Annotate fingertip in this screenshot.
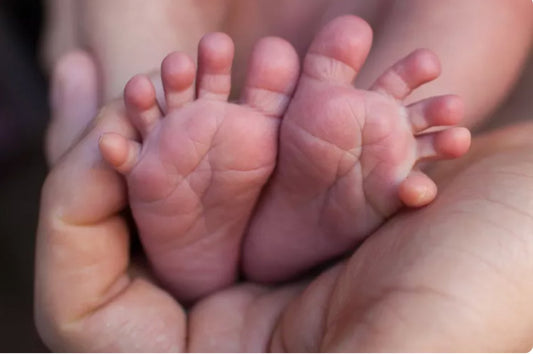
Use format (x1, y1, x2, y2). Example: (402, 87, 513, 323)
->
(47, 50, 100, 166)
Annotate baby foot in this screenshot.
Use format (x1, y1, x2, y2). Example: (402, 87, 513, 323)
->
(99, 33, 299, 302)
(243, 16, 471, 282)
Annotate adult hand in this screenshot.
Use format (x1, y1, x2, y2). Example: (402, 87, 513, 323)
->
(37, 52, 533, 352)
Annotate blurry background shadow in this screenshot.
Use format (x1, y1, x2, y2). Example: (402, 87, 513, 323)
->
(0, 1, 530, 352)
(0, 0, 48, 351)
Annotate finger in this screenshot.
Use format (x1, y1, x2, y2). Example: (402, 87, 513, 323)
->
(35, 103, 186, 351)
(322, 138, 533, 352)
(190, 282, 308, 352)
(46, 50, 99, 166)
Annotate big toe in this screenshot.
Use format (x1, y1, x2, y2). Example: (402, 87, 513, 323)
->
(241, 37, 300, 118)
(303, 15, 372, 85)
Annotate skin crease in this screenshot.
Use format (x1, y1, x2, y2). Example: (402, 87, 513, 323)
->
(37, 95, 533, 351)
(95, 20, 471, 292)
(99, 35, 303, 302)
(37, 0, 533, 351)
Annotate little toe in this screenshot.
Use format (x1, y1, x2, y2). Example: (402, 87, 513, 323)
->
(416, 127, 471, 161)
(161, 52, 196, 112)
(241, 37, 299, 118)
(398, 171, 438, 208)
(99, 132, 141, 174)
(124, 75, 162, 138)
(196, 32, 234, 101)
(371, 49, 441, 100)
(408, 95, 464, 133)
(302, 15, 372, 85)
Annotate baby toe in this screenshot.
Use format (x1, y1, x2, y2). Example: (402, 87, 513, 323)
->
(408, 95, 464, 133)
(241, 37, 300, 118)
(416, 127, 471, 161)
(161, 52, 196, 112)
(196, 32, 234, 101)
(371, 49, 441, 100)
(398, 171, 438, 208)
(124, 75, 162, 138)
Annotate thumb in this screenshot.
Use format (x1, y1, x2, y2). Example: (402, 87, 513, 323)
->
(46, 50, 99, 166)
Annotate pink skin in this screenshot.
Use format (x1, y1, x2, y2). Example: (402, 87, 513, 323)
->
(99, 17, 471, 293)
(46, 51, 99, 165)
(243, 16, 471, 282)
(99, 17, 470, 297)
(99, 33, 300, 302)
(36, 76, 533, 350)
(36, 13, 533, 351)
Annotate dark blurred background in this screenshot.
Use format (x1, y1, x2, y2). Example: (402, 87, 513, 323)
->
(0, 1, 531, 352)
(0, 0, 48, 351)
